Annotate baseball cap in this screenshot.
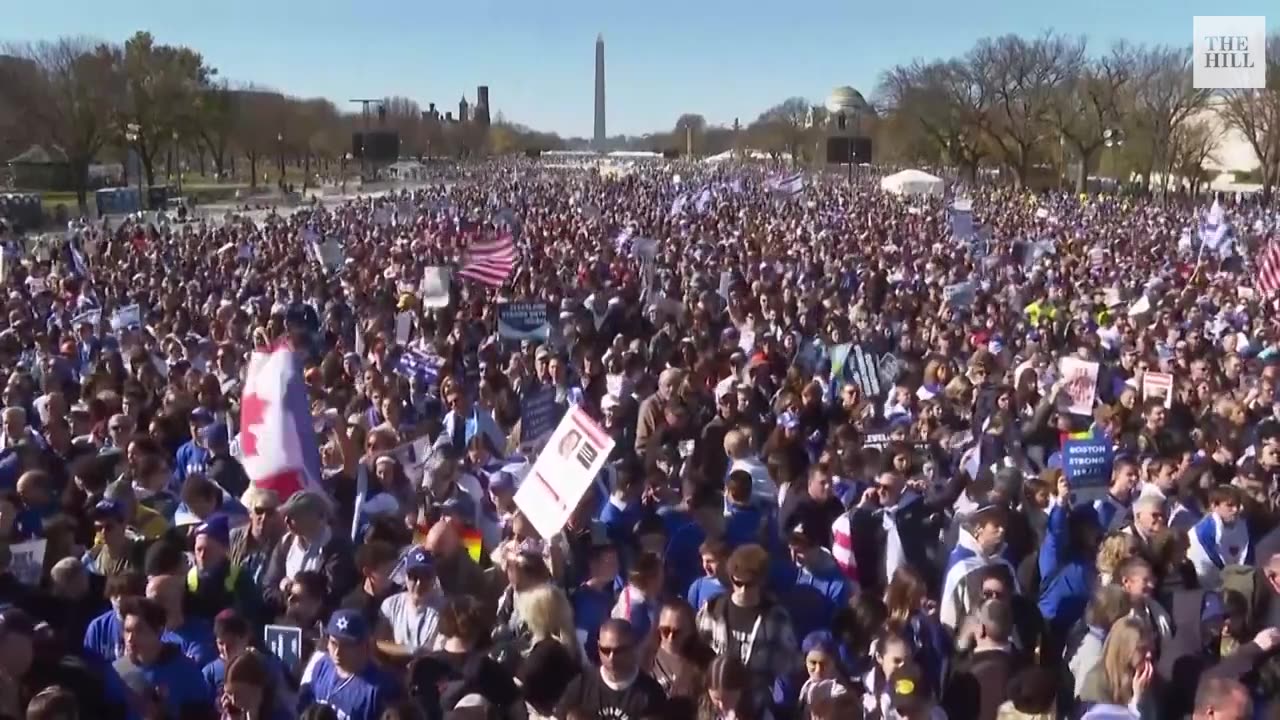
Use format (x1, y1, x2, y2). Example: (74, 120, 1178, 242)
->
(189, 407, 214, 425)
(403, 548, 434, 575)
(195, 515, 230, 546)
(90, 499, 124, 523)
(201, 422, 229, 447)
(888, 662, 932, 715)
(325, 609, 370, 643)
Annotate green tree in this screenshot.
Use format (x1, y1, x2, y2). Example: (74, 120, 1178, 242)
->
(194, 80, 237, 180)
(118, 31, 214, 188)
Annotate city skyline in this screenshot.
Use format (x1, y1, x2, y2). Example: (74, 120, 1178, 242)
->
(5, 0, 1278, 137)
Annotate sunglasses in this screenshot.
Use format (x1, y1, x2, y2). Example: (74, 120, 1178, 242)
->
(731, 577, 759, 588)
(252, 507, 277, 516)
(981, 587, 1005, 599)
(658, 626, 680, 639)
(597, 644, 633, 656)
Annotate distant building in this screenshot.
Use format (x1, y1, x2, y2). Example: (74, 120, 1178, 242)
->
(458, 96, 470, 124)
(476, 86, 491, 127)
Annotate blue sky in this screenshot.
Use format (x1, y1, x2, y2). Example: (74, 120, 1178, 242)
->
(7, 1, 1276, 137)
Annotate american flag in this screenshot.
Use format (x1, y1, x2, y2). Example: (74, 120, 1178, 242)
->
(1257, 237, 1280, 299)
(457, 230, 515, 287)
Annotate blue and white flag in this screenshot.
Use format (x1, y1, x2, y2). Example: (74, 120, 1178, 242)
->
(1199, 200, 1231, 256)
(769, 171, 805, 198)
(396, 348, 441, 385)
(111, 304, 142, 331)
(669, 194, 688, 217)
(1187, 511, 1250, 586)
(695, 188, 713, 214)
(66, 234, 89, 278)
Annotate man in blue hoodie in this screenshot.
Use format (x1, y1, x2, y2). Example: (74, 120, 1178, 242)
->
(781, 524, 852, 641)
(113, 596, 212, 719)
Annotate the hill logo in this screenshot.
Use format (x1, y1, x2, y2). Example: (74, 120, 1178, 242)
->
(1194, 16, 1267, 89)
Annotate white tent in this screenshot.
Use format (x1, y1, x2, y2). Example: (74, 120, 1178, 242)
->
(880, 169, 944, 197)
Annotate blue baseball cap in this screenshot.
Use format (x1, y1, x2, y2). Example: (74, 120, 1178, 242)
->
(404, 547, 434, 575)
(195, 515, 230, 546)
(90, 499, 124, 522)
(325, 609, 370, 642)
(189, 408, 214, 425)
(201, 422, 229, 447)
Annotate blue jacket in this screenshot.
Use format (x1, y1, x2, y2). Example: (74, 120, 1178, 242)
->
(598, 497, 641, 549)
(781, 551, 852, 641)
(687, 576, 725, 611)
(165, 617, 218, 668)
(171, 440, 211, 491)
(84, 609, 124, 663)
(1037, 503, 1095, 634)
(570, 580, 617, 662)
(113, 643, 211, 718)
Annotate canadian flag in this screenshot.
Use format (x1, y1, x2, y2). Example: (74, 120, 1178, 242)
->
(239, 344, 323, 501)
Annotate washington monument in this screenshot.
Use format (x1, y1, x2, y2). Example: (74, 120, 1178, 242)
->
(594, 34, 606, 149)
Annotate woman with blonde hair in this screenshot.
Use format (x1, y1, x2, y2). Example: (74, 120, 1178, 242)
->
(516, 584, 584, 719)
(1095, 533, 1140, 586)
(1077, 617, 1157, 718)
(1066, 585, 1132, 699)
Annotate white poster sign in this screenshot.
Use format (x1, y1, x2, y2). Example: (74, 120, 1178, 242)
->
(514, 407, 616, 541)
(420, 267, 451, 308)
(10, 538, 45, 585)
(1058, 357, 1100, 416)
(1142, 371, 1174, 409)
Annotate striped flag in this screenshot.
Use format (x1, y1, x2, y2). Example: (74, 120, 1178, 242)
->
(768, 171, 805, 199)
(457, 230, 515, 287)
(1257, 238, 1280, 298)
(395, 348, 441, 385)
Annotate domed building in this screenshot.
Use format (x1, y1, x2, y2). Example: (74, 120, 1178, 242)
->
(826, 86, 869, 116)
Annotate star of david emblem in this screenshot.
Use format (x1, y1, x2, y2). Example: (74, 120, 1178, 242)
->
(337, 617, 349, 631)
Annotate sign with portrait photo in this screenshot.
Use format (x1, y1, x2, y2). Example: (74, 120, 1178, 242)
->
(514, 406, 615, 541)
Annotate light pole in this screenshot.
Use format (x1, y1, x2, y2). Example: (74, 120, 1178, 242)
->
(171, 130, 183, 198)
(276, 132, 285, 186)
(125, 122, 143, 211)
(1103, 127, 1125, 188)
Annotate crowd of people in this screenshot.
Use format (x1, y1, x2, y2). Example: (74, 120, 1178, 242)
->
(0, 159, 1277, 720)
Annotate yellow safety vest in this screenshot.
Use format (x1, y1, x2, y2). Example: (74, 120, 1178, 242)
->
(187, 563, 241, 594)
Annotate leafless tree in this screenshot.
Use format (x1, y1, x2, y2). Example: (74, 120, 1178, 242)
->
(1129, 44, 1210, 193)
(1047, 42, 1134, 192)
(969, 32, 1086, 187)
(0, 38, 123, 210)
(1216, 33, 1280, 201)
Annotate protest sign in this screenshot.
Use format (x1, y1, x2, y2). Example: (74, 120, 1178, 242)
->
(395, 311, 413, 345)
(111, 304, 142, 331)
(944, 282, 976, 309)
(514, 406, 615, 541)
(420, 266, 451, 308)
(878, 353, 902, 386)
(1058, 357, 1099, 416)
(10, 538, 45, 585)
(498, 302, 550, 341)
(520, 385, 560, 450)
(718, 270, 733, 300)
(1063, 439, 1114, 503)
(319, 235, 344, 270)
(72, 308, 101, 329)
(830, 343, 883, 399)
(1142, 372, 1174, 408)
(264, 625, 304, 670)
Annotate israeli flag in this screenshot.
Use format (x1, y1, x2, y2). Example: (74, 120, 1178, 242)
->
(669, 193, 688, 217)
(695, 188, 713, 214)
(1186, 512, 1250, 587)
(1199, 200, 1232, 257)
(396, 348, 441, 385)
(772, 171, 804, 198)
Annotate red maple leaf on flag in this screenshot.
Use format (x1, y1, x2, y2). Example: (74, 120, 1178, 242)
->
(240, 392, 269, 458)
